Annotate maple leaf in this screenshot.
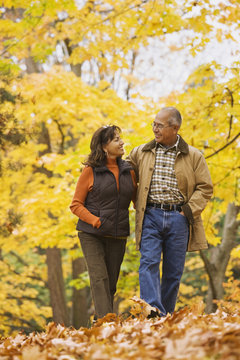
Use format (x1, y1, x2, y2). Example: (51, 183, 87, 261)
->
(130, 296, 162, 318)
(0, 304, 240, 359)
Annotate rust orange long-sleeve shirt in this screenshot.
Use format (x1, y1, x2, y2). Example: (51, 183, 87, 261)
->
(70, 158, 137, 229)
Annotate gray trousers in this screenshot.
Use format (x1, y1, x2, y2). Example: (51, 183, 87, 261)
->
(78, 232, 126, 319)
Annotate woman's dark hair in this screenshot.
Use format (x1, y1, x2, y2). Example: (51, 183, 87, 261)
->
(83, 125, 121, 167)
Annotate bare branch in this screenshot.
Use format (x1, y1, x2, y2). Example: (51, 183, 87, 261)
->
(205, 132, 240, 159)
(225, 87, 234, 107)
(213, 166, 240, 186)
(225, 87, 234, 140)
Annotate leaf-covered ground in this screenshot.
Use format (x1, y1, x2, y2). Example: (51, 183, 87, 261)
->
(0, 298, 240, 360)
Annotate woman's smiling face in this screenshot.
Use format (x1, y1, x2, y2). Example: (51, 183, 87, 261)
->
(103, 131, 124, 158)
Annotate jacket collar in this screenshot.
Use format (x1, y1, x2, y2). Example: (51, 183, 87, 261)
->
(142, 135, 189, 154)
(177, 136, 189, 154)
(142, 139, 156, 152)
(95, 157, 132, 173)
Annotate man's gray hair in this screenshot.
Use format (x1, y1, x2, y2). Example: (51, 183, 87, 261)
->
(158, 107, 182, 127)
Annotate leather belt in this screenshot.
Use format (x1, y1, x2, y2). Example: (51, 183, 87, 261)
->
(147, 203, 182, 212)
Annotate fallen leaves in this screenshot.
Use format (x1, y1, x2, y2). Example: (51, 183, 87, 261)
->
(130, 296, 162, 318)
(0, 298, 240, 359)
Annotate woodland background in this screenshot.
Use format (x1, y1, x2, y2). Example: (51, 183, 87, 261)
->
(0, 0, 240, 337)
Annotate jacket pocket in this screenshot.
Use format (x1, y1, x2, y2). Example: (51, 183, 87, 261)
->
(98, 216, 113, 235)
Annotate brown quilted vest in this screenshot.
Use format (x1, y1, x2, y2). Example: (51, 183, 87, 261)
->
(76, 158, 134, 238)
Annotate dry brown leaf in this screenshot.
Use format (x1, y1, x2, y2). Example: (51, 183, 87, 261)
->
(0, 302, 240, 359)
(22, 345, 47, 360)
(130, 296, 161, 318)
(93, 312, 119, 327)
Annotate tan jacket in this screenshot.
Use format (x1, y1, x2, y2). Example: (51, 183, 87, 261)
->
(127, 136, 213, 251)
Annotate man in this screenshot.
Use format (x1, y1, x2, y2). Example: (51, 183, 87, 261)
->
(127, 107, 213, 316)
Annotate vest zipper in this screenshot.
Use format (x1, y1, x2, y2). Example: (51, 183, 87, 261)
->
(115, 170, 121, 239)
(108, 169, 119, 239)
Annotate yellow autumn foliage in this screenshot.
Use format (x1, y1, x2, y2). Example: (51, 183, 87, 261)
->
(0, 0, 239, 337)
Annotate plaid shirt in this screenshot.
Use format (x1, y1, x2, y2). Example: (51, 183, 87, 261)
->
(148, 136, 184, 204)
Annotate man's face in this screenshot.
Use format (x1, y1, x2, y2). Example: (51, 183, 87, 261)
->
(152, 111, 179, 147)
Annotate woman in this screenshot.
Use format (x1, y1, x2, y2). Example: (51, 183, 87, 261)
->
(70, 125, 137, 320)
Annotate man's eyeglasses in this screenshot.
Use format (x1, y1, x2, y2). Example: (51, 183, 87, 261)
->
(151, 122, 172, 130)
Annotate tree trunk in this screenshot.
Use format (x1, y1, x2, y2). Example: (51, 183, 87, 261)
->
(113, 295, 123, 314)
(72, 254, 90, 328)
(63, 39, 82, 77)
(125, 50, 137, 101)
(25, 56, 42, 74)
(200, 202, 240, 313)
(36, 124, 69, 325)
(46, 247, 69, 325)
(71, 64, 82, 77)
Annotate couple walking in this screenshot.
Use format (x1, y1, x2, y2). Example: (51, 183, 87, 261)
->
(70, 107, 213, 320)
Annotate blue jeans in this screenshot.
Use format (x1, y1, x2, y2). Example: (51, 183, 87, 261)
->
(139, 206, 189, 315)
